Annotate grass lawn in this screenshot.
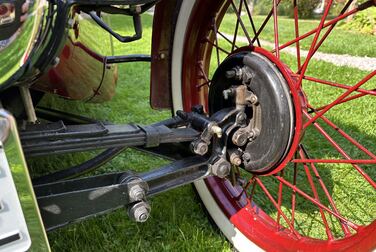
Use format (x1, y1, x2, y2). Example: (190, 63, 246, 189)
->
(29, 11, 375, 251)
(220, 14, 376, 57)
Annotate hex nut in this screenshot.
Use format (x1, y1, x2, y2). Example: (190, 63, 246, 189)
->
(211, 159, 231, 178)
(232, 130, 248, 146)
(128, 201, 151, 223)
(129, 184, 146, 202)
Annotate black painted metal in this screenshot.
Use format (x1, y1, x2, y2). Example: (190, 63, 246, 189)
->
(35, 156, 209, 231)
(21, 122, 199, 157)
(106, 54, 152, 64)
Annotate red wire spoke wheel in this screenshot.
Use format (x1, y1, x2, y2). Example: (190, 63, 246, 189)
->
(170, 0, 376, 251)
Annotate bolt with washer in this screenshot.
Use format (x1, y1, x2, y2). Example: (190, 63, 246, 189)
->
(128, 201, 151, 223)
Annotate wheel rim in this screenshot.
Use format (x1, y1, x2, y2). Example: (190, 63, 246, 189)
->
(180, 0, 376, 251)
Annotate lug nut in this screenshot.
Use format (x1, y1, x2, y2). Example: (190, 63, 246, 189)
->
(128, 201, 151, 223)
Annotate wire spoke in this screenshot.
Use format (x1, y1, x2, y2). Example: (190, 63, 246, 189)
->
(275, 176, 360, 231)
(212, 18, 221, 66)
(204, 38, 231, 55)
(229, 0, 252, 45)
(291, 158, 298, 228)
(217, 31, 239, 49)
(304, 70, 376, 128)
(293, 0, 301, 68)
(273, 1, 374, 53)
(304, 0, 354, 65)
(252, 0, 282, 44)
(300, 145, 352, 236)
(296, 0, 333, 86)
(272, 0, 280, 58)
(320, 115, 376, 160)
(255, 178, 301, 238)
(303, 111, 376, 189)
(242, 0, 261, 47)
(304, 76, 376, 97)
(230, 0, 242, 52)
(300, 149, 334, 240)
(276, 170, 284, 225)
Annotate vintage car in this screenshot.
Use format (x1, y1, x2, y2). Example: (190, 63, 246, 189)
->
(0, 0, 375, 251)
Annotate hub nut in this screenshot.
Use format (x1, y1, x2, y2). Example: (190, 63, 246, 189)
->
(128, 201, 151, 223)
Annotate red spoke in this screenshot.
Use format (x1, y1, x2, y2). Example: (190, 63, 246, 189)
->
(320, 115, 376, 160)
(303, 111, 376, 189)
(305, 0, 354, 65)
(292, 159, 376, 164)
(297, 0, 333, 85)
(304, 70, 376, 129)
(230, 0, 252, 45)
(300, 149, 334, 240)
(212, 18, 221, 66)
(276, 170, 284, 225)
(275, 176, 360, 231)
(196, 81, 211, 89)
(291, 155, 298, 228)
(313, 89, 376, 112)
(304, 76, 376, 97)
(300, 145, 352, 236)
(273, 1, 370, 53)
(293, 0, 301, 69)
(217, 31, 239, 49)
(255, 178, 301, 238)
(242, 0, 261, 47)
(197, 61, 211, 90)
(272, 0, 280, 58)
(204, 38, 231, 55)
(251, 0, 282, 44)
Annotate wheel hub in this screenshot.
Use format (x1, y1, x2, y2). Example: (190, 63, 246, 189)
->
(209, 51, 295, 174)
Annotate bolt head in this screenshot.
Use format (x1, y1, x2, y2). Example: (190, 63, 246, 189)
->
(232, 131, 248, 146)
(193, 141, 208, 156)
(217, 163, 231, 178)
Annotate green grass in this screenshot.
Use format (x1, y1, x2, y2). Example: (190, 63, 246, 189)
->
(29, 11, 376, 251)
(30, 14, 231, 252)
(219, 14, 376, 57)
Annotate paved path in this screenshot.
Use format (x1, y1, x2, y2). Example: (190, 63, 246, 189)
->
(221, 33, 376, 72)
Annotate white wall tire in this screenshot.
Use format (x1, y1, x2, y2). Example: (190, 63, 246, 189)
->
(170, 1, 262, 251)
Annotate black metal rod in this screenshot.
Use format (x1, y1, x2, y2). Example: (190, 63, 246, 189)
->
(106, 54, 151, 64)
(36, 156, 209, 231)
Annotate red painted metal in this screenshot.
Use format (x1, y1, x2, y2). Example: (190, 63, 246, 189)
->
(293, 0, 301, 69)
(304, 111, 376, 189)
(34, 14, 118, 102)
(180, 1, 376, 250)
(275, 6, 361, 53)
(304, 76, 376, 97)
(296, 0, 333, 86)
(150, 0, 181, 109)
(304, 70, 376, 128)
(292, 159, 376, 164)
(272, 0, 279, 58)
